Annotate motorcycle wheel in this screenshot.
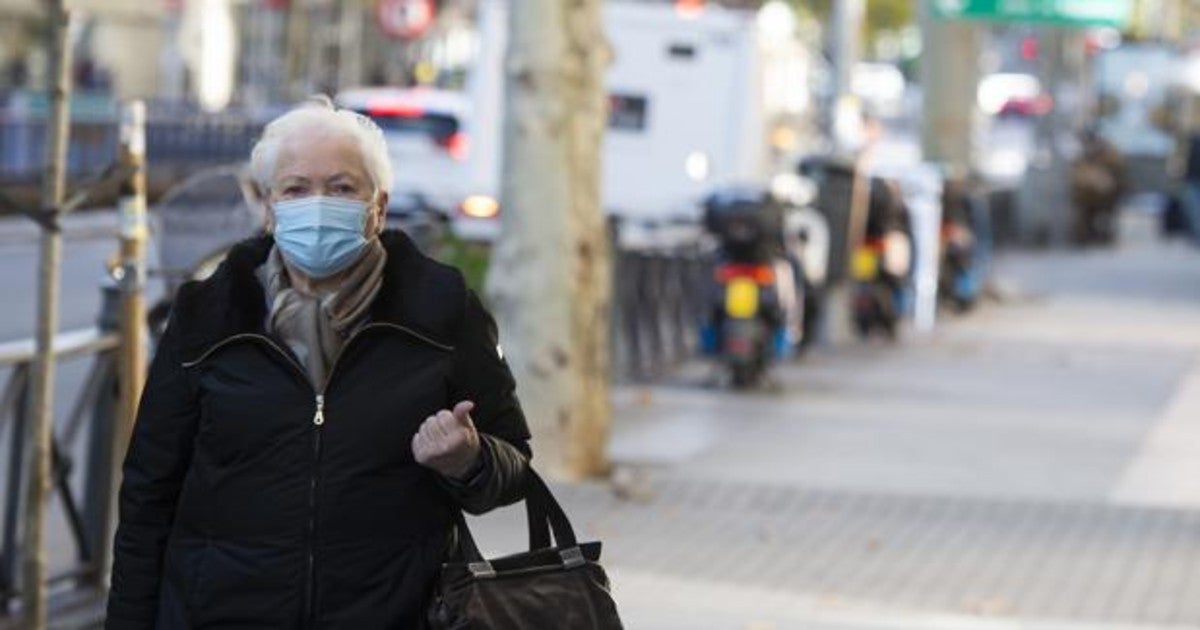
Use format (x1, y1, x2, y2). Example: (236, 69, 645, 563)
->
(731, 362, 762, 389)
(878, 289, 898, 341)
(853, 314, 872, 339)
(731, 364, 751, 389)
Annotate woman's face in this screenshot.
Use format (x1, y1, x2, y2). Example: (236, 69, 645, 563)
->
(265, 130, 388, 236)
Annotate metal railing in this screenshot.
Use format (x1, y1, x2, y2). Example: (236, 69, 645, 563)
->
(610, 220, 714, 382)
(0, 115, 264, 184)
(0, 290, 121, 621)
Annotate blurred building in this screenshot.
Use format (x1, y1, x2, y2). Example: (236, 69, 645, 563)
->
(0, 0, 480, 111)
(0, 0, 165, 99)
(1130, 0, 1199, 42)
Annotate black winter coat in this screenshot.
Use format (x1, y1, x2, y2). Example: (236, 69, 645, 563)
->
(106, 231, 532, 629)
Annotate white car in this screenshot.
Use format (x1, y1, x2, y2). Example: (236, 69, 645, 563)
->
(977, 72, 1051, 117)
(852, 62, 907, 119)
(334, 87, 474, 218)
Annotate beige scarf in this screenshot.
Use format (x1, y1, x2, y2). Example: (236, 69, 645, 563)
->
(256, 239, 388, 387)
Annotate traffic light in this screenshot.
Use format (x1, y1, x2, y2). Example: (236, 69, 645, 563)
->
(1020, 36, 1039, 61)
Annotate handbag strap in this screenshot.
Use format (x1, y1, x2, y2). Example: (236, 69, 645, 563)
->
(524, 467, 577, 550)
(449, 467, 582, 575)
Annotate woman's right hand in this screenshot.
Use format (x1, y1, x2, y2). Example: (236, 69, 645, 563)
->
(412, 401, 481, 481)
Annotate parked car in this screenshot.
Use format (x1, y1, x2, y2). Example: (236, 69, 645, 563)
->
(977, 73, 1053, 118)
(852, 62, 906, 119)
(334, 87, 471, 219)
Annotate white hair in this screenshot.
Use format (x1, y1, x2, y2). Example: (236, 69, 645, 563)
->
(249, 95, 393, 194)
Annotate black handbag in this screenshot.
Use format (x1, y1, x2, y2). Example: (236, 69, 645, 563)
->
(426, 469, 624, 629)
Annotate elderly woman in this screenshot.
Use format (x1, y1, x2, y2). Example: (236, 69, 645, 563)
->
(105, 100, 531, 628)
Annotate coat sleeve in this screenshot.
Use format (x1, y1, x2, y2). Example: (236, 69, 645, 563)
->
(442, 288, 532, 515)
(106, 310, 201, 629)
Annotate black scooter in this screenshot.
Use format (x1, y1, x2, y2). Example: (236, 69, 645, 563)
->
(850, 178, 913, 341)
(699, 187, 802, 388)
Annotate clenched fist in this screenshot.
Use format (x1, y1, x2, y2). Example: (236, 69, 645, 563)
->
(412, 401, 482, 480)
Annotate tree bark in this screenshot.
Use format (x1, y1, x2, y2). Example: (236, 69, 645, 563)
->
(486, 0, 611, 480)
(21, 1, 71, 627)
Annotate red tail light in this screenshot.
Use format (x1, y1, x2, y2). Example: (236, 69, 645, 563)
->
(440, 132, 469, 161)
(715, 264, 775, 285)
(367, 103, 424, 118)
(675, 0, 705, 18)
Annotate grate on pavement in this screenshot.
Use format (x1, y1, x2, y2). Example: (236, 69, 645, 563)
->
(485, 478, 1200, 626)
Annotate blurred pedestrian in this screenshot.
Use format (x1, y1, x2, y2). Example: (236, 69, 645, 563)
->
(1070, 128, 1128, 245)
(105, 97, 532, 628)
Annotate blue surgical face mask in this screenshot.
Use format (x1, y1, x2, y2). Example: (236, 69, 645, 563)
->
(271, 195, 372, 278)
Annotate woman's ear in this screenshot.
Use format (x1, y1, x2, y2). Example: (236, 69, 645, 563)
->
(242, 178, 272, 233)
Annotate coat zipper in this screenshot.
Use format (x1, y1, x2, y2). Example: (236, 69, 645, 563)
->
(180, 323, 454, 627)
(304, 393, 324, 628)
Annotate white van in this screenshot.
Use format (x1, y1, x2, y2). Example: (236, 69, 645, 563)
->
(455, 0, 811, 242)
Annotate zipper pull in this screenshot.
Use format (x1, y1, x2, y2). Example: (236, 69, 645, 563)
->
(313, 394, 326, 426)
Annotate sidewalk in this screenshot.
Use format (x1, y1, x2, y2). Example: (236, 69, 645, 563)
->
(471, 213, 1200, 629)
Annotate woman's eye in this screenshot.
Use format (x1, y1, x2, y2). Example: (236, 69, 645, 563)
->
(333, 184, 356, 195)
(282, 186, 306, 197)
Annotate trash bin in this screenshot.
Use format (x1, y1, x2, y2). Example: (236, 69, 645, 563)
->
(799, 155, 858, 285)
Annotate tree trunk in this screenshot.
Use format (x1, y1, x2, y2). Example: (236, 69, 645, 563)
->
(919, 6, 982, 174)
(21, 1, 71, 626)
(486, 0, 611, 480)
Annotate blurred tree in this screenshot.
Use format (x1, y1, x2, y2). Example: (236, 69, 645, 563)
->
(487, 0, 613, 479)
(788, 0, 915, 50)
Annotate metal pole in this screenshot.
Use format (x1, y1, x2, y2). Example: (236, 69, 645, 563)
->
(20, 1, 72, 626)
(1031, 27, 1072, 245)
(79, 284, 120, 594)
(830, 0, 865, 155)
(285, 1, 310, 97)
(337, 0, 363, 91)
(81, 354, 117, 587)
(1, 368, 30, 614)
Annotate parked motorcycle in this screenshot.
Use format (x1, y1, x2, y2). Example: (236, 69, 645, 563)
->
(774, 172, 831, 354)
(851, 178, 912, 340)
(699, 187, 801, 388)
(938, 178, 987, 312)
(1070, 128, 1127, 246)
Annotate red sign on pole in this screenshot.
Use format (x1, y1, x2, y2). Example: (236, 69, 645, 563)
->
(377, 0, 435, 39)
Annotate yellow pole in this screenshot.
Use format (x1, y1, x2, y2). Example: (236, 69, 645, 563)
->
(115, 100, 148, 469)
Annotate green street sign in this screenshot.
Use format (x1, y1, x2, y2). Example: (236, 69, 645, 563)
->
(932, 0, 1134, 27)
